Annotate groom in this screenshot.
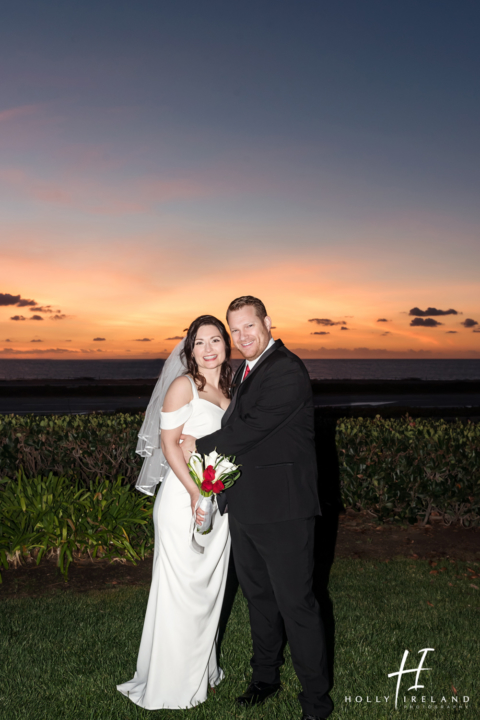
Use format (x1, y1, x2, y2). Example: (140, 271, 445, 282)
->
(181, 296, 333, 720)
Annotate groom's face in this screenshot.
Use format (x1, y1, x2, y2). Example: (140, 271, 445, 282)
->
(228, 305, 272, 360)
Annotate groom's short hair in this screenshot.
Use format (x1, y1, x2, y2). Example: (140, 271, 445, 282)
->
(227, 296, 267, 321)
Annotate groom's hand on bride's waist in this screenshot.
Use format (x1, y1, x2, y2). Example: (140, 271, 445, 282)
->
(179, 434, 197, 462)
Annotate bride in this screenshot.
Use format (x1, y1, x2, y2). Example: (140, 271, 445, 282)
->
(117, 315, 233, 710)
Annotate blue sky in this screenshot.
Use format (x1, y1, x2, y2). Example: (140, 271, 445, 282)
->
(1, 0, 479, 357)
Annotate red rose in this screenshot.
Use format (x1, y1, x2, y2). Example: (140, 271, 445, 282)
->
(203, 465, 216, 481)
(212, 479, 225, 494)
(201, 479, 213, 492)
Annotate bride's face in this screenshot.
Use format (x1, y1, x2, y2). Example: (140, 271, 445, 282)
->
(193, 324, 227, 371)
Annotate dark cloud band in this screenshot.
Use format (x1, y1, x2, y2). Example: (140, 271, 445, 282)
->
(410, 318, 443, 327)
(409, 307, 458, 317)
(308, 318, 345, 327)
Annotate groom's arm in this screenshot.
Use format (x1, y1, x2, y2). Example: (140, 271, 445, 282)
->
(196, 359, 308, 458)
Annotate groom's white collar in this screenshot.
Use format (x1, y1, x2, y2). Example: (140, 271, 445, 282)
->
(244, 337, 275, 373)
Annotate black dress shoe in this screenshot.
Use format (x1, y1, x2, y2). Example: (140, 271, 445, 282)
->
(236, 681, 282, 706)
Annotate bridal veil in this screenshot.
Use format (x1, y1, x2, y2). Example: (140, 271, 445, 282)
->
(135, 338, 186, 495)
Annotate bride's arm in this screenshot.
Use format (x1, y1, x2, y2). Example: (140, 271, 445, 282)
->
(160, 377, 204, 521)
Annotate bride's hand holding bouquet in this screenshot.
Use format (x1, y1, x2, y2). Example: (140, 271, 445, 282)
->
(188, 450, 240, 533)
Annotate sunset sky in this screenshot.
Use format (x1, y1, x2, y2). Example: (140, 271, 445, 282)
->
(1, 1, 479, 359)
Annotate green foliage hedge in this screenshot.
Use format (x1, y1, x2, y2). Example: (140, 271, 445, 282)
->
(337, 417, 480, 526)
(1, 414, 479, 580)
(0, 413, 142, 484)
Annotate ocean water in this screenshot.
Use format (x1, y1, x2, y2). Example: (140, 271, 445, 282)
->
(1, 358, 480, 381)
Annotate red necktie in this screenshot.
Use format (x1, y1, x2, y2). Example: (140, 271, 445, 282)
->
(243, 365, 250, 381)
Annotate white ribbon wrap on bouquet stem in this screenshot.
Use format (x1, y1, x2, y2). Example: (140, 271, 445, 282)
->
(190, 494, 216, 554)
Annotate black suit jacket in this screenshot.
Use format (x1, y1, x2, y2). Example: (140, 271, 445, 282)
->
(196, 339, 321, 524)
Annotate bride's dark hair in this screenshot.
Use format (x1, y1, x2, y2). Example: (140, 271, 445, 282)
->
(182, 315, 233, 398)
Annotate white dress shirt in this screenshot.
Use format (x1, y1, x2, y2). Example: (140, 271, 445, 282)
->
(242, 337, 275, 379)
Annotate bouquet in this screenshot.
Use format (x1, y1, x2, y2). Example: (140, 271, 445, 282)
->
(188, 450, 241, 534)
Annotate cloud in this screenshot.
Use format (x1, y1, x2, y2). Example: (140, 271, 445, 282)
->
(93, 337, 106, 341)
(376, 318, 390, 322)
(134, 338, 154, 342)
(0, 293, 38, 307)
(308, 318, 345, 327)
(446, 331, 458, 334)
(0, 293, 21, 306)
(5, 338, 11, 342)
(0, 165, 217, 216)
(0, 347, 79, 355)
(165, 336, 184, 340)
(473, 328, 480, 334)
(30, 305, 55, 313)
(311, 331, 330, 335)
(292, 346, 438, 358)
(461, 318, 478, 328)
(30, 339, 43, 342)
(293, 347, 480, 359)
(410, 318, 444, 327)
(409, 307, 458, 317)
(340, 326, 349, 330)
(11, 311, 74, 323)
(381, 332, 391, 336)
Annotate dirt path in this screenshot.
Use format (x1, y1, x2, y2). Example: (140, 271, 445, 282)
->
(1, 512, 479, 599)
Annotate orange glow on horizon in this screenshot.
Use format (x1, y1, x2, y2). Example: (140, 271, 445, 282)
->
(1, 250, 479, 360)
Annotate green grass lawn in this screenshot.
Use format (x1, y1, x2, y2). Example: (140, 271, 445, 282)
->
(1, 559, 478, 720)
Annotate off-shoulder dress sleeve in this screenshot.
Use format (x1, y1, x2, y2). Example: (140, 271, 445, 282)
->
(160, 402, 193, 430)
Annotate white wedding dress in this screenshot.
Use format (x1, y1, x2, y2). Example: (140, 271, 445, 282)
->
(117, 376, 231, 709)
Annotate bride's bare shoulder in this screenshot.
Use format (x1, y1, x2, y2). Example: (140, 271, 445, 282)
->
(162, 375, 193, 412)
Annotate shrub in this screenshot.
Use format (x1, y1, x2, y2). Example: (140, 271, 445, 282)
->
(337, 416, 480, 526)
(1, 414, 479, 581)
(0, 413, 142, 484)
(0, 470, 154, 582)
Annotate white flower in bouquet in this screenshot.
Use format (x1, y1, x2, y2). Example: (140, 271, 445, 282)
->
(203, 450, 221, 467)
(188, 452, 204, 481)
(214, 456, 238, 479)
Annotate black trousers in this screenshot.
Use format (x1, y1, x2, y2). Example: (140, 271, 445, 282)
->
(229, 514, 334, 718)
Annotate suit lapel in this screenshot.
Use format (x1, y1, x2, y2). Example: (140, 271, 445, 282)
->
(230, 361, 246, 398)
(245, 339, 283, 378)
(221, 340, 283, 427)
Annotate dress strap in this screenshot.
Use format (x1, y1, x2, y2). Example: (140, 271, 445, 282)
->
(186, 374, 200, 400)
